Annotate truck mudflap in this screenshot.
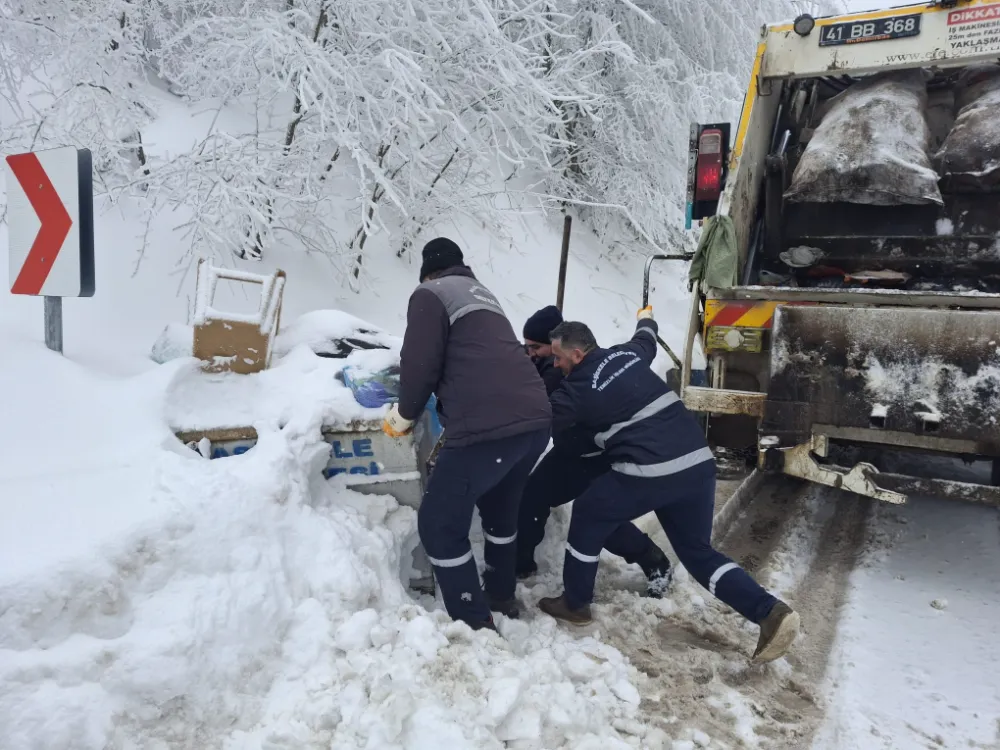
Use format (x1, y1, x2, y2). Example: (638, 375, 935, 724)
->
(762, 305, 1000, 455)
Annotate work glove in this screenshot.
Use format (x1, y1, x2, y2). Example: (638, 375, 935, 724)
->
(383, 403, 414, 438)
(637, 305, 654, 320)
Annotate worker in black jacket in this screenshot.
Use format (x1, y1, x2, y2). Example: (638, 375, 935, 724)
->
(537, 309, 800, 664)
(522, 305, 566, 395)
(517, 305, 673, 594)
(385, 238, 551, 632)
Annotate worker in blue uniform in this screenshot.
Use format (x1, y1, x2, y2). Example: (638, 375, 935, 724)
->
(517, 305, 673, 593)
(537, 308, 800, 663)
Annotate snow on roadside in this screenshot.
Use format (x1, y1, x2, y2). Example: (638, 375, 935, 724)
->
(159, 310, 404, 436)
(0, 324, 658, 750)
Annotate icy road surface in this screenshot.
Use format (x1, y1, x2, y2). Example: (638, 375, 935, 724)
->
(814, 494, 1000, 749)
(553, 476, 1000, 749)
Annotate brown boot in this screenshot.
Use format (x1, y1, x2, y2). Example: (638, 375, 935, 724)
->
(539, 594, 593, 626)
(752, 601, 800, 663)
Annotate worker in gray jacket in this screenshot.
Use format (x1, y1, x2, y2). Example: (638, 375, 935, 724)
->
(384, 237, 551, 631)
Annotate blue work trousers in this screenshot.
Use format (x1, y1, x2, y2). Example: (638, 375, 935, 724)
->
(563, 461, 777, 623)
(418, 428, 550, 626)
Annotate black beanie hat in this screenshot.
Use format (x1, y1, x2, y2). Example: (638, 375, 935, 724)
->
(420, 237, 464, 281)
(523, 305, 564, 344)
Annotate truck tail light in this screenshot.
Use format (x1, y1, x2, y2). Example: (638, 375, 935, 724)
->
(695, 129, 724, 202)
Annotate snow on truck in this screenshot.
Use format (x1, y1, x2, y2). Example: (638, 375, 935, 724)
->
(649, 0, 1000, 506)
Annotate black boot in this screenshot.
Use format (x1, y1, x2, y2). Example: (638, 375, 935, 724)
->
(487, 594, 521, 619)
(515, 559, 538, 581)
(638, 544, 673, 599)
(469, 615, 499, 633)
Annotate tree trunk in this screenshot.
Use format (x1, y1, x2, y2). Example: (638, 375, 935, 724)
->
(244, 2, 330, 260)
(348, 142, 391, 283)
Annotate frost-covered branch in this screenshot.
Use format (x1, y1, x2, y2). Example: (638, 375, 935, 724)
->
(0, 0, 834, 272)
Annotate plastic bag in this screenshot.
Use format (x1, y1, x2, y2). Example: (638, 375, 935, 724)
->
(341, 365, 401, 408)
(785, 70, 942, 206)
(935, 64, 1000, 190)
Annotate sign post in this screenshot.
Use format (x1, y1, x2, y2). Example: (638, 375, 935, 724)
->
(556, 215, 571, 312)
(4, 146, 94, 353)
(44, 296, 63, 353)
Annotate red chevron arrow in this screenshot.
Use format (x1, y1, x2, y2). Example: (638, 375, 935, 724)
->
(7, 152, 73, 295)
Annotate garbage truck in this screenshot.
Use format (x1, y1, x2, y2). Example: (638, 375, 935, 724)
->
(647, 0, 1000, 506)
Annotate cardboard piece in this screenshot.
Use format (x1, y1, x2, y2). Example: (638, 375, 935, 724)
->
(191, 259, 286, 374)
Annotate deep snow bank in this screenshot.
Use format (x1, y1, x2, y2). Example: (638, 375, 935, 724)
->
(0, 323, 654, 750)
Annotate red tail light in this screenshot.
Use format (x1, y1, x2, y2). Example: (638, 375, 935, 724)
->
(695, 129, 724, 202)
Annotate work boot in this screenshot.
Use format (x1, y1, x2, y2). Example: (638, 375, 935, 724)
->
(752, 601, 800, 664)
(538, 594, 593, 626)
(516, 559, 538, 581)
(469, 616, 499, 633)
(637, 545, 673, 599)
(487, 594, 521, 619)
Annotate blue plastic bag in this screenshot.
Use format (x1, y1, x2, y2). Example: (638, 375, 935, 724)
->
(341, 365, 401, 408)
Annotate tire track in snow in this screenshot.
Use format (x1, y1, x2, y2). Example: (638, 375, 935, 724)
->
(593, 477, 873, 747)
(739, 488, 874, 749)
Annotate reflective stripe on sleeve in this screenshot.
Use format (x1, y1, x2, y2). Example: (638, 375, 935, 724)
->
(594, 392, 679, 448)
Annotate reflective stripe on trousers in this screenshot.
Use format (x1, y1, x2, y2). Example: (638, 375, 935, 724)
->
(427, 549, 474, 568)
(485, 531, 517, 545)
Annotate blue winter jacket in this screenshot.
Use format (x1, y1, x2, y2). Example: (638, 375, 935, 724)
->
(550, 319, 714, 478)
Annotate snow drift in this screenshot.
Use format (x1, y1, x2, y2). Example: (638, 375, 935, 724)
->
(0, 317, 654, 750)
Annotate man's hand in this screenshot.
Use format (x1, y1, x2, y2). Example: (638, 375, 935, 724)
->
(637, 305, 654, 320)
(383, 403, 415, 438)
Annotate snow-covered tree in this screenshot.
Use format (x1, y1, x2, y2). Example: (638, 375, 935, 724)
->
(0, 0, 827, 279)
(0, 0, 156, 184)
(533, 0, 832, 252)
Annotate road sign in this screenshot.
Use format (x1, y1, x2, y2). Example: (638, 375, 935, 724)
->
(5, 146, 94, 297)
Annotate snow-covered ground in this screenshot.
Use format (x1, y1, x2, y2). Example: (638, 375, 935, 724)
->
(0, 272, 691, 748)
(815, 496, 1000, 750)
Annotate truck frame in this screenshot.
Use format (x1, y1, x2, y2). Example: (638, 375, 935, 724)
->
(654, 0, 1000, 506)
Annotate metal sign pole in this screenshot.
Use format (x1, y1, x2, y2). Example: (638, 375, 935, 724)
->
(556, 215, 572, 312)
(44, 296, 63, 354)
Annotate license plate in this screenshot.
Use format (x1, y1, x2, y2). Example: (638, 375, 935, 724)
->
(819, 13, 922, 47)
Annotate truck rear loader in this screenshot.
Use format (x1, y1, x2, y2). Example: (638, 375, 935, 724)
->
(650, 0, 1000, 506)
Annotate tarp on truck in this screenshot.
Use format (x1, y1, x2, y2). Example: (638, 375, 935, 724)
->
(785, 70, 943, 206)
(688, 215, 738, 291)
